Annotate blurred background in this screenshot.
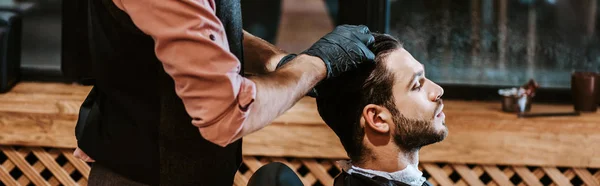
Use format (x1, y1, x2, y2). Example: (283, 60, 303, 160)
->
(1, 0, 599, 102)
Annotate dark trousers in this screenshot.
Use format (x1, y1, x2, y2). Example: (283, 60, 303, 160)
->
(88, 162, 302, 186)
(88, 163, 148, 186)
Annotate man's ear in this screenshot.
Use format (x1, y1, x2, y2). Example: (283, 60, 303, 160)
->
(362, 104, 392, 134)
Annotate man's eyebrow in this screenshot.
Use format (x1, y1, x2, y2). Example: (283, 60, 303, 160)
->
(407, 70, 424, 88)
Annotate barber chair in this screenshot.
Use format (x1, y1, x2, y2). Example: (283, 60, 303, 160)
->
(247, 162, 303, 186)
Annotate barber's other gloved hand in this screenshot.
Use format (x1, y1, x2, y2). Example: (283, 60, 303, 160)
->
(73, 147, 95, 162)
(302, 25, 375, 79)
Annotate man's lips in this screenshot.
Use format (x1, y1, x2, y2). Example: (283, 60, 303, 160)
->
(435, 104, 445, 118)
(437, 111, 445, 118)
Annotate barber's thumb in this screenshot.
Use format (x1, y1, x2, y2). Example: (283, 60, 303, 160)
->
(360, 45, 376, 62)
(353, 32, 375, 47)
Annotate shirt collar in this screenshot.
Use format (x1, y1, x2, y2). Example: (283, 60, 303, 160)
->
(337, 160, 426, 186)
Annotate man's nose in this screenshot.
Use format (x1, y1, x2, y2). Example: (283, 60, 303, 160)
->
(427, 80, 444, 102)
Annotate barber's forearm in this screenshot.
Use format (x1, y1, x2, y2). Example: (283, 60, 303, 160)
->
(231, 54, 326, 140)
(242, 30, 287, 75)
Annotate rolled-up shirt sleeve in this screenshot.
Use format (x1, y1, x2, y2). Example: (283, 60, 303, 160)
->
(113, 0, 256, 147)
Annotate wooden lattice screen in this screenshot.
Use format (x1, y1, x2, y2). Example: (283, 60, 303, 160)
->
(1, 146, 599, 186)
(0, 146, 90, 186)
(235, 156, 600, 186)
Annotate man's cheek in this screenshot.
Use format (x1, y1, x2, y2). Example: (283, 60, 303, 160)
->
(417, 99, 434, 119)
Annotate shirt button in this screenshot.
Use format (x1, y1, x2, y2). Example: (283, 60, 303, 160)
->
(209, 34, 216, 41)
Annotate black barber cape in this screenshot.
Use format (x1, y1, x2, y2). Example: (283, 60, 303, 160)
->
(334, 172, 433, 186)
(76, 0, 245, 185)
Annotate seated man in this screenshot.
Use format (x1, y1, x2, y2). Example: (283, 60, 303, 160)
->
(315, 33, 447, 186)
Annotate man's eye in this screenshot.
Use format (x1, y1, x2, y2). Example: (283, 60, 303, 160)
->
(412, 84, 422, 91)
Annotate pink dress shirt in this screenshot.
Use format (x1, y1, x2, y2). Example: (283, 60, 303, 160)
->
(112, 0, 256, 147)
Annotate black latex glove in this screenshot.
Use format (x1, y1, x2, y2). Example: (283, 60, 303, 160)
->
(276, 54, 318, 97)
(302, 25, 375, 79)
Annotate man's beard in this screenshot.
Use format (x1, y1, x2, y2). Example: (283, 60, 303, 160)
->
(390, 108, 448, 151)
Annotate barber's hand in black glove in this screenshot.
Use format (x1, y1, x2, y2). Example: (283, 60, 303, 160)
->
(302, 25, 376, 79)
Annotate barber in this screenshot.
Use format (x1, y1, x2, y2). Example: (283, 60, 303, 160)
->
(73, 0, 374, 185)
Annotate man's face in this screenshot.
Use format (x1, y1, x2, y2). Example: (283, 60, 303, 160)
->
(384, 48, 447, 150)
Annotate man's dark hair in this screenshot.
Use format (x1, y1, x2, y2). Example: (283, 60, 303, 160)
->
(316, 33, 403, 163)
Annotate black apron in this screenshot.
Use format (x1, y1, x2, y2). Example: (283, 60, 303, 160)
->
(76, 0, 244, 185)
